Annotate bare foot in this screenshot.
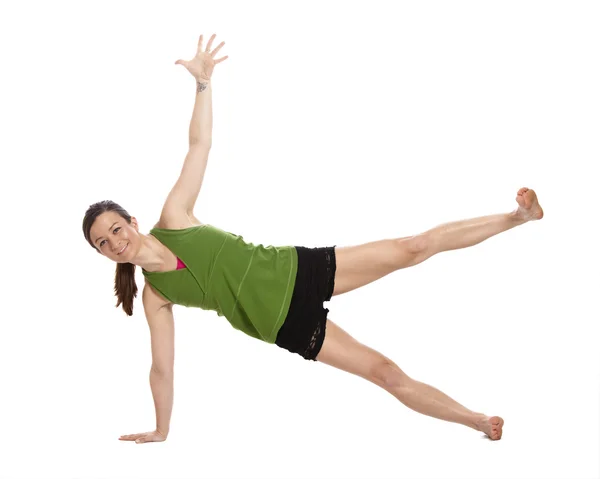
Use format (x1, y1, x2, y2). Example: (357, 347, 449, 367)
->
(477, 415, 504, 440)
(515, 187, 544, 221)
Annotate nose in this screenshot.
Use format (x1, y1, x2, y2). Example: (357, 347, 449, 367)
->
(111, 240, 123, 253)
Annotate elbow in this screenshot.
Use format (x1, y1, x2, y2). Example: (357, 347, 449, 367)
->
(190, 138, 212, 149)
(151, 365, 174, 377)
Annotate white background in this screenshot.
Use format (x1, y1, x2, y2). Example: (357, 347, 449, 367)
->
(0, 1, 598, 478)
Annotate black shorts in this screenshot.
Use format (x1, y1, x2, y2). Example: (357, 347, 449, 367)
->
(274, 245, 337, 361)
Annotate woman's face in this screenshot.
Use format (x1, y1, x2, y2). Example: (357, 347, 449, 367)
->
(90, 211, 140, 263)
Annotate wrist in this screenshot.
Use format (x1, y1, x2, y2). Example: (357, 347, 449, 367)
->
(195, 78, 211, 93)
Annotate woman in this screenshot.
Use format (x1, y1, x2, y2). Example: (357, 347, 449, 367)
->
(83, 33, 543, 444)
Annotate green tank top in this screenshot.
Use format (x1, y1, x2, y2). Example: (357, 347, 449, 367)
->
(142, 224, 298, 344)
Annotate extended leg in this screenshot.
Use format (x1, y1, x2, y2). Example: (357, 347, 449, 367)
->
(420, 187, 543, 256)
(332, 187, 543, 297)
(316, 319, 504, 440)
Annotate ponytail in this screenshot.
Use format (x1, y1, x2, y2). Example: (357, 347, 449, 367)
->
(83, 200, 139, 316)
(115, 262, 138, 316)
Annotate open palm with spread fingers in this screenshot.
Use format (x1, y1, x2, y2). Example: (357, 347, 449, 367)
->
(175, 33, 228, 81)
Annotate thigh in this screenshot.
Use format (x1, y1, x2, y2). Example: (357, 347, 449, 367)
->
(332, 234, 434, 298)
(332, 236, 416, 297)
(316, 319, 408, 387)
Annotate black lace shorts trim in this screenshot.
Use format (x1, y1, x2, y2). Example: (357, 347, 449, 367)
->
(274, 245, 337, 361)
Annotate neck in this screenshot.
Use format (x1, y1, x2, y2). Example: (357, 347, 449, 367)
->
(129, 234, 169, 272)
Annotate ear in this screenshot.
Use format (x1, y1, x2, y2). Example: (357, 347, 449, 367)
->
(131, 217, 139, 231)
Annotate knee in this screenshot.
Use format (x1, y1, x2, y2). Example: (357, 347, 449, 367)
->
(370, 359, 410, 389)
(396, 234, 430, 260)
(406, 234, 429, 254)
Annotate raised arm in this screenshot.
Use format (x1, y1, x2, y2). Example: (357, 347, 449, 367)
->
(189, 77, 212, 146)
(161, 34, 228, 218)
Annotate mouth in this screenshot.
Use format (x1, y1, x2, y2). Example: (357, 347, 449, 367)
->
(117, 243, 128, 255)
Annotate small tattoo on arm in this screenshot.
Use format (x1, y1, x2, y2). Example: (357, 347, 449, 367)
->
(196, 81, 208, 93)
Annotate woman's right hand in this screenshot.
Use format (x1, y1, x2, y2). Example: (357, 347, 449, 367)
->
(175, 33, 228, 82)
(119, 429, 168, 444)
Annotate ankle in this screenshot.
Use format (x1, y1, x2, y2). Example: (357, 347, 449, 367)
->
(509, 209, 528, 224)
(472, 413, 488, 431)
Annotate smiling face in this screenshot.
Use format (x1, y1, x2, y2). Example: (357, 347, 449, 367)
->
(90, 211, 140, 262)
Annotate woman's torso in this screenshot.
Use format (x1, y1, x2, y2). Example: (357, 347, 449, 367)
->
(142, 213, 299, 343)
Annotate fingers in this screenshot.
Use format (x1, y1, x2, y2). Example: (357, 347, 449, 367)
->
(185, 33, 228, 68)
(210, 41, 225, 57)
(197, 34, 204, 54)
(205, 33, 216, 52)
(119, 431, 166, 443)
(119, 433, 146, 441)
(197, 33, 225, 57)
(197, 33, 216, 54)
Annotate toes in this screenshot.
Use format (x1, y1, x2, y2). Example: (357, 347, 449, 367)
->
(485, 416, 504, 440)
(490, 418, 503, 433)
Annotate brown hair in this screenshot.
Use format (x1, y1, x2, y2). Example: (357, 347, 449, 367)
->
(82, 200, 138, 316)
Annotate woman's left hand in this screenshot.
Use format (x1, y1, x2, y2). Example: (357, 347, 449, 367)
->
(119, 429, 167, 444)
(175, 33, 228, 82)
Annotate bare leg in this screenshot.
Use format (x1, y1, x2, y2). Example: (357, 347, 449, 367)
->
(390, 375, 503, 439)
(424, 187, 543, 256)
(316, 319, 504, 439)
(332, 187, 544, 297)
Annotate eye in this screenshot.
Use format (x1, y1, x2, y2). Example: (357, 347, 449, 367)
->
(99, 227, 121, 248)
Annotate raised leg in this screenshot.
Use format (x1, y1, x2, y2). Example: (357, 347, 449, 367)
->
(316, 319, 504, 440)
(419, 186, 543, 256)
(332, 187, 543, 297)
